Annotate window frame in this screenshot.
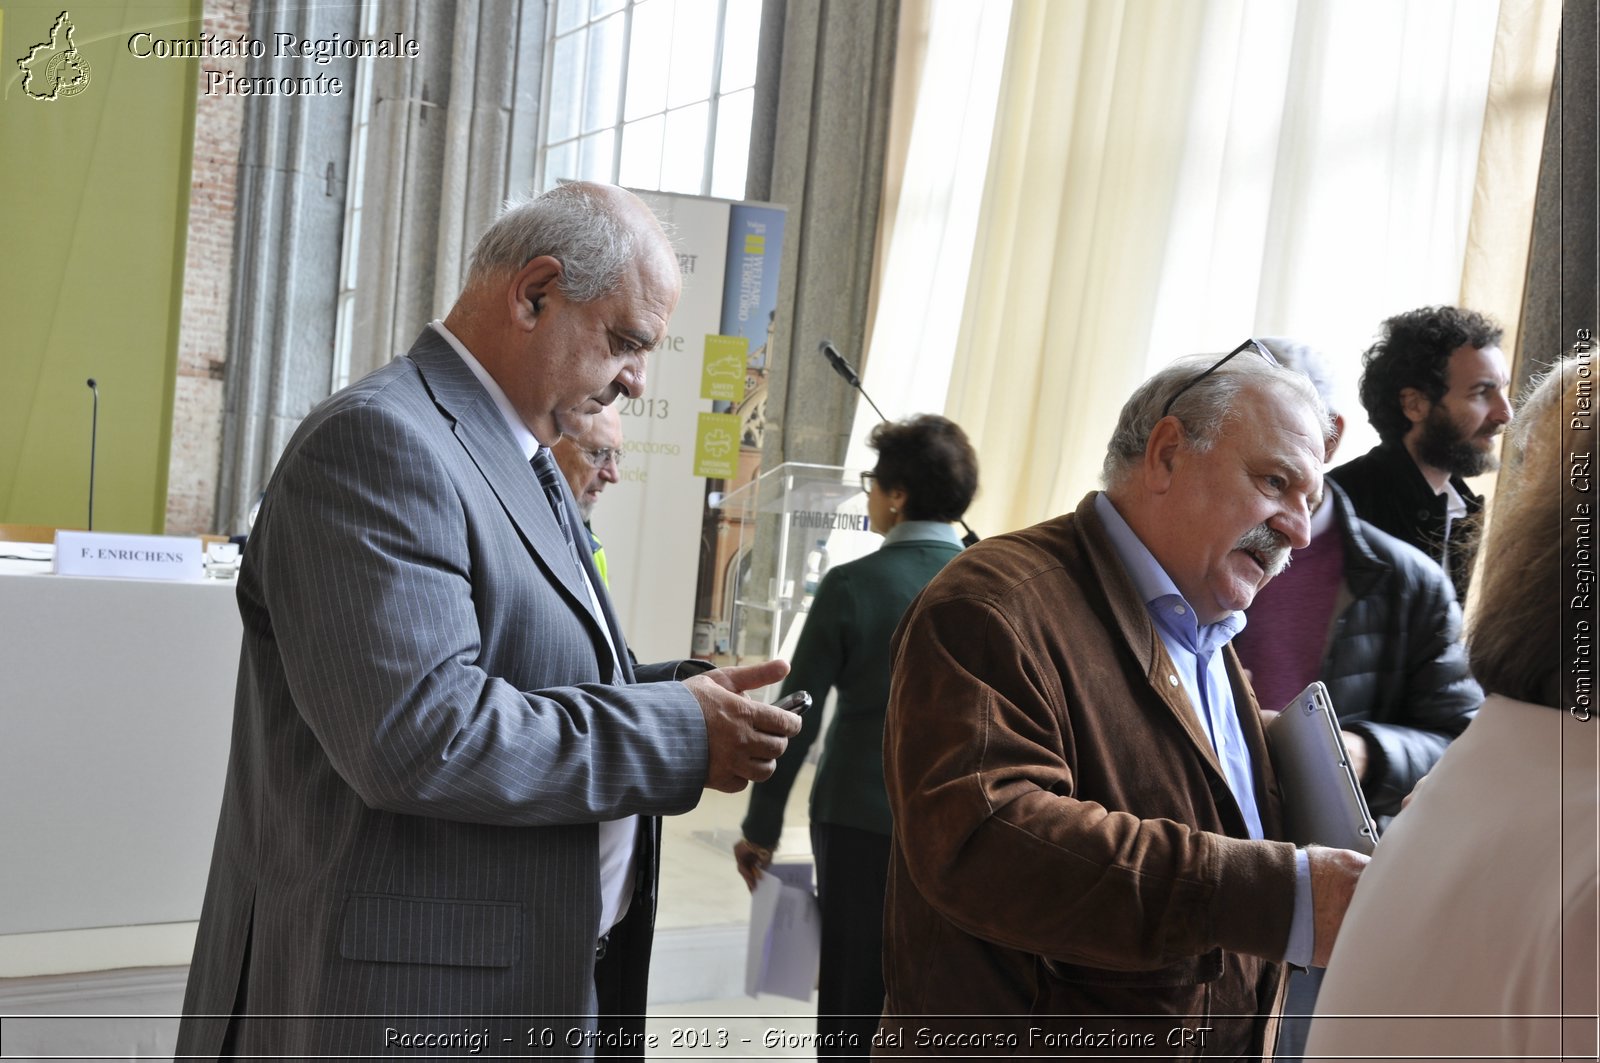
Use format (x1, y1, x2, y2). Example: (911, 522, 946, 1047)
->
(533, 0, 758, 198)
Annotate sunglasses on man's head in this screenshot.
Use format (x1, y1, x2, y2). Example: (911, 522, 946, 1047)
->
(1160, 338, 1281, 420)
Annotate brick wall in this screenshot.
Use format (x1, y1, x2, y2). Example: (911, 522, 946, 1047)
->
(164, 0, 250, 535)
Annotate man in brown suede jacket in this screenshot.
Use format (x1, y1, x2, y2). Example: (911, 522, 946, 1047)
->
(878, 345, 1370, 1058)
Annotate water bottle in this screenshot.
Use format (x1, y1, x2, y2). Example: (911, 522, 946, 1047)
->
(803, 538, 829, 597)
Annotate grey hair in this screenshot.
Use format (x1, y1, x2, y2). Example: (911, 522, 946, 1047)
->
(1101, 349, 1330, 488)
(466, 183, 638, 302)
(1258, 337, 1341, 417)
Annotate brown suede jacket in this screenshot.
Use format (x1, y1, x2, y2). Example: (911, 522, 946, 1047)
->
(878, 493, 1297, 1059)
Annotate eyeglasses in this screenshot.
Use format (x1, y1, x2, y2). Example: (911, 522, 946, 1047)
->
(859, 471, 876, 493)
(1159, 338, 1281, 420)
(581, 447, 625, 469)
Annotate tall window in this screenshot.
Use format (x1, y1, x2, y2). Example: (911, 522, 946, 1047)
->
(538, 0, 763, 199)
(330, 1, 383, 393)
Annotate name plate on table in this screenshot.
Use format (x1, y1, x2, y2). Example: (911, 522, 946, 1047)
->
(54, 531, 204, 581)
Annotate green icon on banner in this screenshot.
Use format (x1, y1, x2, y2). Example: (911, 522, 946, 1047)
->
(693, 413, 742, 479)
(701, 335, 748, 401)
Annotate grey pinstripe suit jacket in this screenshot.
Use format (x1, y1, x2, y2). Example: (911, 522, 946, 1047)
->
(176, 329, 709, 1057)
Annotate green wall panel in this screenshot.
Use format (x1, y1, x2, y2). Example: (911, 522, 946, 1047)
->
(1, 1, 200, 532)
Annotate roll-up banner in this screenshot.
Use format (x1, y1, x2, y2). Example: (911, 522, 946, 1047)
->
(602, 191, 785, 661)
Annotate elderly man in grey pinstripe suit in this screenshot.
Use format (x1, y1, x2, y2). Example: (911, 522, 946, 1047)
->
(177, 183, 802, 1059)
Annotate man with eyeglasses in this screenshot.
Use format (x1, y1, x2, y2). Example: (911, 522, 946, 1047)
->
(878, 343, 1370, 1058)
(554, 404, 626, 585)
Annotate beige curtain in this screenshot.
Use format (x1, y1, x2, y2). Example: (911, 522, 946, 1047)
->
(1515, 0, 1597, 391)
(1459, 0, 1563, 372)
(944, 0, 1210, 537)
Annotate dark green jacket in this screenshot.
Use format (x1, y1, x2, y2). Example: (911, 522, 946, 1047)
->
(741, 522, 963, 848)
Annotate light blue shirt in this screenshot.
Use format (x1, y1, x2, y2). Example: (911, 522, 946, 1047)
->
(882, 520, 965, 548)
(1093, 493, 1314, 966)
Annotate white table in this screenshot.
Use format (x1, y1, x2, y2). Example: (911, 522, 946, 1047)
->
(0, 558, 240, 976)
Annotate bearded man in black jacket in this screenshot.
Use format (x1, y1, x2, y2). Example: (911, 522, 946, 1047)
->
(1325, 306, 1511, 601)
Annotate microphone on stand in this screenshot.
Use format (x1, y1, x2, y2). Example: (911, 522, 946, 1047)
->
(820, 341, 890, 422)
(817, 340, 979, 547)
(86, 378, 99, 531)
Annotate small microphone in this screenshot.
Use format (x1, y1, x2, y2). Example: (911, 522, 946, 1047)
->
(817, 341, 979, 547)
(818, 340, 887, 421)
(820, 340, 862, 389)
(86, 378, 99, 531)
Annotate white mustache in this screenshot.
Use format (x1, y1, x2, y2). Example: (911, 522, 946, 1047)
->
(1235, 524, 1291, 578)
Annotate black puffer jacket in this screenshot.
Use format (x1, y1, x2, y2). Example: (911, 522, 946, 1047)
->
(1328, 440, 1484, 603)
(1318, 483, 1482, 825)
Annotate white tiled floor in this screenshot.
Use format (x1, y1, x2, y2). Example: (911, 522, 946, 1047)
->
(656, 763, 817, 931)
(0, 767, 826, 1062)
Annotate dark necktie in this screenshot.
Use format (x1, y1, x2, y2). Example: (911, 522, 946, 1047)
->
(531, 448, 586, 571)
(532, 448, 620, 677)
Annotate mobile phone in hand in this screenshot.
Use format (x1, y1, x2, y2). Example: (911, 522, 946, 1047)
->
(774, 690, 811, 716)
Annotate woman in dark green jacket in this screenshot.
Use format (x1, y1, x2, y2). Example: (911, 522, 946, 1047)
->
(734, 414, 978, 1058)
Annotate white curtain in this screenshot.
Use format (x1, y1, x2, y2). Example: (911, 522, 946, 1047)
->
(869, 0, 1553, 537)
(942, 0, 1213, 537)
(843, 0, 1013, 473)
(1148, 0, 1508, 467)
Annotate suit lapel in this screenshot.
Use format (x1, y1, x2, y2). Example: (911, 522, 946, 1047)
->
(405, 330, 620, 676)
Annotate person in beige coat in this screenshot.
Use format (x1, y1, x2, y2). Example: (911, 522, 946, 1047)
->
(1306, 355, 1599, 1061)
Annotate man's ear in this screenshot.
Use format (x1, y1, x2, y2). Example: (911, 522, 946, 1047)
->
(1324, 412, 1346, 463)
(1142, 415, 1186, 494)
(1398, 386, 1431, 426)
(508, 255, 563, 329)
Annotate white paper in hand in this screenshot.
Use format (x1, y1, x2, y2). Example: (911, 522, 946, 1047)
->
(744, 861, 821, 1001)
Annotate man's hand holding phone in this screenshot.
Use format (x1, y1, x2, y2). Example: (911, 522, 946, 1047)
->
(685, 663, 808, 792)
